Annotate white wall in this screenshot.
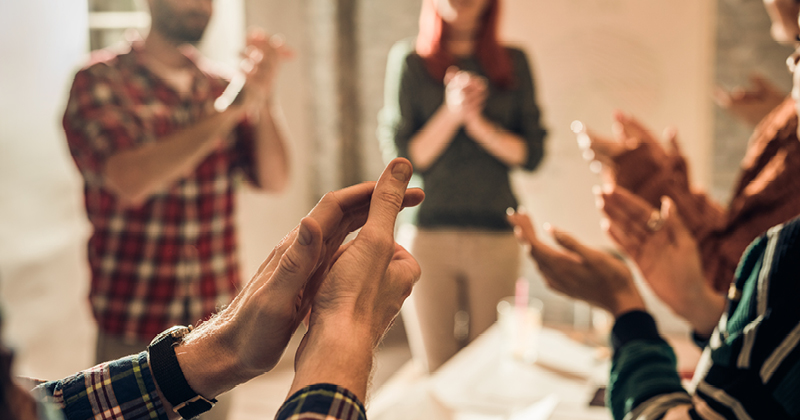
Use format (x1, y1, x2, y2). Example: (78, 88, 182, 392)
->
(502, 0, 716, 331)
(0, 0, 96, 378)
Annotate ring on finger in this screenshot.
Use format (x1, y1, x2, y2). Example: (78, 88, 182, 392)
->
(646, 210, 665, 232)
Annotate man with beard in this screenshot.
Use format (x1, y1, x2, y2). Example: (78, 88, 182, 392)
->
(62, 0, 290, 417)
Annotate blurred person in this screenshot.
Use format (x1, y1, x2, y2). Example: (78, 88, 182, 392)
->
(378, 0, 547, 372)
(61, 0, 292, 416)
(8, 158, 423, 420)
(577, 0, 800, 295)
(508, 185, 800, 418)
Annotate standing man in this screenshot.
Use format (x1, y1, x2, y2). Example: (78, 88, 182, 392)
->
(62, 0, 290, 417)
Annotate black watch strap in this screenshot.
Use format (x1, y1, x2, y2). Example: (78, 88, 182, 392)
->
(148, 326, 216, 419)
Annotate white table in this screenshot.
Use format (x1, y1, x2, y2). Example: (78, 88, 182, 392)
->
(368, 325, 613, 420)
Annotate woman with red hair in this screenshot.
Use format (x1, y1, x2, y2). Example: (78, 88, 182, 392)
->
(379, 0, 547, 371)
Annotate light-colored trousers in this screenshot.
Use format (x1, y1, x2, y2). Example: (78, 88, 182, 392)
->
(401, 228, 520, 372)
(96, 331, 233, 420)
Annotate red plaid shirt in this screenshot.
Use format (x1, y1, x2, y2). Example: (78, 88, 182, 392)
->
(63, 43, 257, 342)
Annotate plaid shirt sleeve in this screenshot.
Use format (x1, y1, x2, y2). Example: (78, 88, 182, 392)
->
(276, 384, 366, 420)
(63, 64, 156, 186)
(32, 351, 169, 420)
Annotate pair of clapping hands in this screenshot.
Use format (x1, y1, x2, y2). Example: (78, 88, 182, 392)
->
(445, 67, 488, 125)
(507, 114, 725, 334)
(165, 158, 423, 417)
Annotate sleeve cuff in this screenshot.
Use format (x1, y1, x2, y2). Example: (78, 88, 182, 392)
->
(277, 383, 366, 420)
(611, 310, 663, 352)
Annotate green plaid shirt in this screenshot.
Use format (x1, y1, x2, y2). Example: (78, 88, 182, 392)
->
(32, 352, 366, 420)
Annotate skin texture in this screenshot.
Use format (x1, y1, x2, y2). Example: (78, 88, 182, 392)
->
(166, 158, 424, 417)
(597, 189, 726, 335)
(506, 209, 645, 318)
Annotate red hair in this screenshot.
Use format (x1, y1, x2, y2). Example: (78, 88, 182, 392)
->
(415, 0, 514, 89)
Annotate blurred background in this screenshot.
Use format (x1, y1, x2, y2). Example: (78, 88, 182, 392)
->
(0, 0, 793, 401)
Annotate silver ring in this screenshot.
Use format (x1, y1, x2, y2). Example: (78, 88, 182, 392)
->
(646, 210, 665, 232)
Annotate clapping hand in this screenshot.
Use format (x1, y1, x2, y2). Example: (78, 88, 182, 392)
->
(506, 209, 645, 317)
(575, 113, 685, 203)
(598, 187, 725, 334)
(444, 67, 488, 124)
(240, 28, 294, 110)
(177, 158, 424, 400)
(714, 73, 786, 127)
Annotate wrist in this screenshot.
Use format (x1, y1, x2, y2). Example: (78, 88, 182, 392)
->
(174, 328, 251, 400)
(611, 291, 647, 318)
(438, 104, 463, 127)
(292, 315, 376, 401)
(680, 286, 726, 336)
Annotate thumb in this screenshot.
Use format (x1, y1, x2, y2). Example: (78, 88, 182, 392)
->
(444, 66, 460, 85)
(548, 226, 593, 262)
(272, 217, 323, 300)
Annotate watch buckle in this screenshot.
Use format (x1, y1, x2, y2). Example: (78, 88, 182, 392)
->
(172, 394, 215, 414)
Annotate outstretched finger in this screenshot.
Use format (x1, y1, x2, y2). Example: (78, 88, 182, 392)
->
(659, 196, 691, 245)
(603, 218, 640, 259)
(506, 208, 538, 246)
(601, 187, 654, 238)
(547, 226, 597, 263)
(360, 158, 416, 243)
(271, 217, 324, 301)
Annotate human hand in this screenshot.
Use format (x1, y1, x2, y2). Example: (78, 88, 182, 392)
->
(240, 28, 294, 110)
(714, 73, 786, 127)
(507, 209, 645, 318)
(175, 159, 423, 401)
(598, 187, 725, 334)
(291, 158, 423, 400)
(575, 113, 686, 199)
(445, 68, 487, 123)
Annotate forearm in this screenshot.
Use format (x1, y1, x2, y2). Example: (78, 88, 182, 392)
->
(465, 116, 527, 167)
(408, 105, 462, 171)
(609, 311, 691, 420)
(104, 107, 245, 205)
(290, 320, 374, 403)
(251, 102, 290, 192)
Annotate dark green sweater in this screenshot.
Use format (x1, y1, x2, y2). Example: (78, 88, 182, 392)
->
(378, 39, 547, 231)
(609, 216, 800, 419)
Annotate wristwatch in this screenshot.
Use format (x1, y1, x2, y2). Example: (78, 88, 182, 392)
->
(148, 325, 216, 419)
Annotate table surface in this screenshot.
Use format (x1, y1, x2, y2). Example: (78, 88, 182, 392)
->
(368, 325, 615, 420)
(368, 323, 702, 420)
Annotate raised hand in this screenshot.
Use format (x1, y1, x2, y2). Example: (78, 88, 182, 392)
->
(445, 68, 488, 123)
(507, 209, 645, 317)
(714, 74, 786, 127)
(176, 159, 424, 402)
(575, 113, 687, 205)
(240, 28, 294, 110)
(599, 187, 725, 334)
(291, 158, 424, 401)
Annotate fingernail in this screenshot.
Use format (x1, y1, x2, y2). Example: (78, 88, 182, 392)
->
(298, 223, 312, 246)
(506, 207, 516, 216)
(392, 161, 411, 182)
(542, 222, 553, 233)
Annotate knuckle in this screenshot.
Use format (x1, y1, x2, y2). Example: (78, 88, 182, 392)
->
(278, 248, 305, 276)
(375, 188, 404, 212)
